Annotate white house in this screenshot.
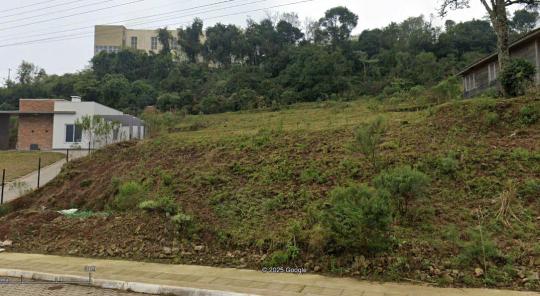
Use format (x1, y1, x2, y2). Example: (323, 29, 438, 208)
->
(0, 97, 145, 151)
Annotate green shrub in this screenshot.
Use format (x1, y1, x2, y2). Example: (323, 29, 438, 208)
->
(484, 112, 500, 127)
(264, 250, 290, 267)
(457, 227, 503, 268)
(519, 179, 540, 200)
(352, 116, 386, 168)
(519, 104, 539, 125)
(299, 168, 326, 184)
(437, 156, 459, 176)
(112, 181, 146, 211)
(500, 59, 536, 97)
(0, 204, 12, 217)
(79, 179, 92, 188)
(171, 212, 194, 232)
(139, 195, 178, 215)
(322, 185, 392, 253)
(374, 166, 430, 215)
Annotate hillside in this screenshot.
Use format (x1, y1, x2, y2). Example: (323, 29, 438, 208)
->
(0, 96, 539, 291)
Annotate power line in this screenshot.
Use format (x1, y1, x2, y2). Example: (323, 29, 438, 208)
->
(0, 0, 315, 48)
(0, 0, 61, 15)
(0, 0, 251, 43)
(0, 0, 115, 26)
(18, 0, 269, 45)
(0, 0, 199, 40)
(0, 0, 147, 32)
(0, 0, 95, 19)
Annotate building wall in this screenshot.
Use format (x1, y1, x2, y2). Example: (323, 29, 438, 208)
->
(52, 101, 123, 150)
(17, 114, 53, 150)
(463, 36, 540, 97)
(19, 99, 57, 112)
(94, 25, 125, 54)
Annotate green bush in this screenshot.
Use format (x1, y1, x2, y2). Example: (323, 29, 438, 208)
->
(519, 179, 540, 200)
(299, 168, 326, 184)
(0, 204, 12, 217)
(112, 181, 146, 211)
(500, 59, 536, 97)
(437, 156, 459, 176)
(519, 104, 539, 125)
(374, 166, 430, 215)
(171, 212, 194, 232)
(457, 227, 503, 268)
(484, 112, 500, 127)
(139, 195, 178, 215)
(352, 116, 386, 168)
(322, 185, 392, 253)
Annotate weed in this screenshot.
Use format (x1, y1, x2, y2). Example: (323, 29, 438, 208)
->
(171, 212, 194, 232)
(322, 184, 392, 253)
(484, 112, 500, 127)
(437, 156, 459, 176)
(64, 210, 110, 219)
(519, 179, 540, 201)
(374, 166, 430, 215)
(299, 168, 326, 184)
(519, 104, 539, 125)
(0, 204, 12, 217)
(456, 227, 503, 268)
(139, 195, 178, 215)
(111, 181, 146, 211)
(79, 179, 92, 188)
(352, 116, 386, 169)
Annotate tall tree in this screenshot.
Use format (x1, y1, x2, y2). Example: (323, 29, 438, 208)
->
(204, 23, 246, 67)
(315, 6, 358, 46)
(440, 0, 539, 81)
(157, 27, 172, 54)
(178, 18, 204, 63)
(511, 8, 539, 35)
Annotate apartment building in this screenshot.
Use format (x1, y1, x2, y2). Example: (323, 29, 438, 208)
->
(94, 25, 180, 55)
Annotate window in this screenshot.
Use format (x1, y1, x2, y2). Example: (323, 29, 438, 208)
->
(113, 128, 119, 141)
(65, 124, 82, 143)
(464, 74, 476, 91)
(488, 62, 498, 82)
(131, 36, 138, 49)
(151, 37, 158, 50)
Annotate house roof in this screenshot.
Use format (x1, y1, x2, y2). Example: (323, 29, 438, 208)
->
(457, 27, 540, 76)
(100, 114, 144, 126)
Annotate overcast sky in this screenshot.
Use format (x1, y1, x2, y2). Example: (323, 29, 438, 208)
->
(0, 0, 491, 83)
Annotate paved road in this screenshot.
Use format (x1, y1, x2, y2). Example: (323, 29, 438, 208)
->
(2, 150, 88, 203)
(0, 253, 538, 296)
(0, 278, 144, 296)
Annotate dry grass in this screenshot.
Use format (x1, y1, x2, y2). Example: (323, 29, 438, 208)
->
(0, 151, 64, 181)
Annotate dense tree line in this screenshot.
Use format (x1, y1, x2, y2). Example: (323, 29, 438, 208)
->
(0, 6, 538, 114)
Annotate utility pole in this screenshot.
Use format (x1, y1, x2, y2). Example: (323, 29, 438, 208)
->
(7, 68, 11, 83)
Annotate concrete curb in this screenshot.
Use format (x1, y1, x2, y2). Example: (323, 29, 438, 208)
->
(0, 268, 255, 296)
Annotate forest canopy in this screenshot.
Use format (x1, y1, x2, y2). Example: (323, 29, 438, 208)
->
(0, 6, 537, 114)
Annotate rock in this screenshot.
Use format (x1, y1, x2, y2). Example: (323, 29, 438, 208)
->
(527, 271, 539, 281)
(313, 266, 321, 272)
(474, 268, 484, 277)
(162, 247, 172, 255)
(535, 257, 540, 266)
(194, 245, 205, 252)
(0, 248, 4, 253)
(1, 240, 12, 247)
(451, 269, 459, 276)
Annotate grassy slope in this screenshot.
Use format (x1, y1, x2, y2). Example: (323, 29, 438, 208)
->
(0, 97, 539, 290)
(0, 151, 65, 181)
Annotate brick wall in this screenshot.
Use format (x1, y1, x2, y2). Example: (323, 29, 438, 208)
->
(17, 114, 53, 150)
(19, 99, 56, 112)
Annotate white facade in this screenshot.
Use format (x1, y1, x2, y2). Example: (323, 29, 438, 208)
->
(52, 100, 144, 150)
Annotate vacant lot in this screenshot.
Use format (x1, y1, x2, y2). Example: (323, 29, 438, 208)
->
(1, 96, 539, 290)
(0, 151, 64, 182)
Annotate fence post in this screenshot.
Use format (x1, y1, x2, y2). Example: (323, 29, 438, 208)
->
(88, 142, 91, 154)
(66, 148, 69, 162)
(1, 169, 5, 205)
(37, 157, 41, 189)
